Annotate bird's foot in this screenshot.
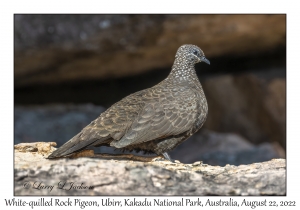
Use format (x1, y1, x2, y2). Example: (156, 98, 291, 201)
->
(162, 152, 175, 163)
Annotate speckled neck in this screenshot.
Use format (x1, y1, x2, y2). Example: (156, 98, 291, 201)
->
(166, 58, 199, 86)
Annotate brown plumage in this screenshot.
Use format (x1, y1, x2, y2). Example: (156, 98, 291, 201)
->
(47, 44, 210, 162)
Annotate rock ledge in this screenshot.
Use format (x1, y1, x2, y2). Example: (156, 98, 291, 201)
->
(14, 142, 286, 196)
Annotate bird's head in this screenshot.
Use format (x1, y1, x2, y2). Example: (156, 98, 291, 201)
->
(175, 44, 210, 65)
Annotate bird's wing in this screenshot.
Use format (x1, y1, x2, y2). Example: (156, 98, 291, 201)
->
(87, 90, 147, 141)
(110, 87, 199, 148)
(48, 90, 147, 158)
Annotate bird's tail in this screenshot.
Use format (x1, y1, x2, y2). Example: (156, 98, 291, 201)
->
(47, 132, 109, 159)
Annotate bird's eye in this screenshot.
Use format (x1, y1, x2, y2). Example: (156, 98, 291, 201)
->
(193, 50, 198, 56)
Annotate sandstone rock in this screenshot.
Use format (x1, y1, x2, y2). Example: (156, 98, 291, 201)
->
(14, 104, 105, 145)
(14, 142, 56, 155)
(14, 14, 285, 87)
(170, 130, 285, 165)
(203, 74, 286, 147)
(263, 79, 286, 146)
(14, 142, 286, 196)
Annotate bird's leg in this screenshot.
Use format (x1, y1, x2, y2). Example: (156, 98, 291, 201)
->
(162, 152, 174, 162)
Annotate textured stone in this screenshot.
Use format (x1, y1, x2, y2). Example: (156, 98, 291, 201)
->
(170, 130, 285, 165)
(14, 14, 285, 87)
(14, 104, 105, 145)
(14, 142, 286, 196)
(203, 74, 286, 147)
(14, 142, 57, 155)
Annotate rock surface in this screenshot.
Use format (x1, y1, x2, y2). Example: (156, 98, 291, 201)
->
(171, 130, 285, 166)
(203, 74, 286, 148)
(14, 142, 286, 196)
(14, 14, 285, 87)
(14, 104, 105, 145)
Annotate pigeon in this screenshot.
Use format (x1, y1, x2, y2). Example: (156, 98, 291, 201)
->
(48, 44, 210, 162)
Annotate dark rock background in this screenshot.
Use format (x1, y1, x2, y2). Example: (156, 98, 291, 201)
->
(14, 14, 286, 166)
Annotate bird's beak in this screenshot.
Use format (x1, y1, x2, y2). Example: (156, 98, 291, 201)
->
(200, 56, 210, 65)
